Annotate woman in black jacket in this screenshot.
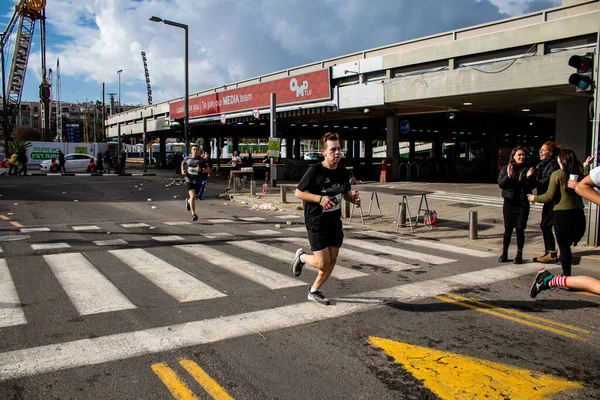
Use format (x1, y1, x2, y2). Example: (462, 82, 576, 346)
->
(498, 147, 534, 264)
(530, 141, 560, 263)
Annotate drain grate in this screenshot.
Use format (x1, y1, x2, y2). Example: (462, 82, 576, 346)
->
(448, 202, 479, 208)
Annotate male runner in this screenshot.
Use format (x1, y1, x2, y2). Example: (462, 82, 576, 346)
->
(181, 144, 209, 221)
(292, 132, 361, 305)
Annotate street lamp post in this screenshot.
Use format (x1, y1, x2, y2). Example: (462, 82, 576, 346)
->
(117, 69, 124, 110)
(149, 16, 189, 152)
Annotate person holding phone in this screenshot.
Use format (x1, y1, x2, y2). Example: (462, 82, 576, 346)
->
(292, 132, 361, 305)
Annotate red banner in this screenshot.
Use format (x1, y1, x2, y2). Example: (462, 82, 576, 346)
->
(169, 69, 331, 120)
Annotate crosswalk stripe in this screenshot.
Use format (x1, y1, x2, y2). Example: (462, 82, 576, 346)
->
(163, 221, 192, 226)
(285, 227, 306, 232)
(274, 215, 301, 219)
(0, 259, 27, 327)
(207, 219, 236, 224)
(152, 236, 185, 242)
(202, 233, 233, 239)
(278, 237, 419, 272)
(110, 249, 225, 302)
(31, 243, 70, 250)
(228, 240, 369, 279)
(359, 230, 493, 258)
(343, 238, 454, 265)
(426, 193, 543, 210)
(71, 225, 101, 231)
(249, 229, 280, 236)
(20, 228, 50, 233)
(238, 217, 266, 222)
(121, 223, 150, 228)
(43, 253, 136, 315)
(94, 239, 128, 246)
(0, 263, 544, 381)
(176, 244, 306, 290)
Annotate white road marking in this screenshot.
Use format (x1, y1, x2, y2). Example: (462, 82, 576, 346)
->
(163, 221, 192, 226)
(344, 238, 454, 265)
(71, 225, 102, 231)
(207, 219, 236, 223)
(93, 239, 128, 246)
(279, 237, 419, 272)
(20, 228, 50, 233)
(43, 253, 136, 315)
(249, 229, 280, 236)
(239, 217, 266, 222)
(177, 244, 306, 290)
(152, 236, 185, 242)
(0, 259, 27, 327)
(284, 227, 306, 232)
(358, 230, 494, 258)
(0, 263, 544, 381)
(202, 232, 233, 239)
(274, 215, 301, 219)
(31, 243, 71, 250)
(121, 223, 150, 228)
(0, 247, 3, 253)
(228, 240, 369, 279)
(110, 249, 225, 302)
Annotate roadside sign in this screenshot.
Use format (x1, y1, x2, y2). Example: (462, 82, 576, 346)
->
(252, 108, 260, 119)
(220, 113, 226, 124)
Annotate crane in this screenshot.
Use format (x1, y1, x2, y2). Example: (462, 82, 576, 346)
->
(56, 57, 62, 141)
(1, 0, 47, 144)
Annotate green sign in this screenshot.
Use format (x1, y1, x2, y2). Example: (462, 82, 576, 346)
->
(267, 138, 281, 157)
(75, 146, 88, 154)
(29, 146, 61, 161)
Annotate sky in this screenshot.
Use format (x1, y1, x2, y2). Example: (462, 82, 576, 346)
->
(2, 0, 562, 107)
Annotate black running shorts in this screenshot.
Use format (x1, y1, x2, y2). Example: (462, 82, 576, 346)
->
(186, 182, 202, 193)
(306, 221, 344, 252)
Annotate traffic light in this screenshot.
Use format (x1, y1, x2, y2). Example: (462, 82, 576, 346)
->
(568, 53, 594, 93)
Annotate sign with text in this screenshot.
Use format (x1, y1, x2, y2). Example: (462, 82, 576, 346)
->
(170, 69, 331, 120)
(267, 137, 281, 158)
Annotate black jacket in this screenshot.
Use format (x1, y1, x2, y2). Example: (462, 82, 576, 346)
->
(534, 158, 559, 194)
(498, 164, 534, 206)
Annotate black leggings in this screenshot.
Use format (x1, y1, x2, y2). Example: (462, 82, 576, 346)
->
(503, 228, 525, 252)
(558, 243, 572, 276)
(540, 203, 556, 252)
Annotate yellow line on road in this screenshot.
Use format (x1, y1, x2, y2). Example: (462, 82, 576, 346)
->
(179, 358, 235, 400)
(444, 293, 590, 334)
(434, 295, 586, 341)
(151, 362, 199, 400)
(9, 221, 23, 228)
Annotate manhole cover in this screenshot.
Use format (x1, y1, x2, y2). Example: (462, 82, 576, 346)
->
(448, 202, 479, 208)
(0, 235, 30, 242)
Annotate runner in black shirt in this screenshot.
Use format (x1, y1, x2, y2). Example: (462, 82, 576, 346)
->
(181, 144, 209, 221)
(292, 132, 360, 305)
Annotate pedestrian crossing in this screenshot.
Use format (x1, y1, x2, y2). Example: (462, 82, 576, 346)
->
(0, 220, 499, 329)
(427, 191, 543, 210)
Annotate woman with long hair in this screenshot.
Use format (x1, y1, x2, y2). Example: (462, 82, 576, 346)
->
(528, 148, 585, 276)
(498, 147, 534, 264)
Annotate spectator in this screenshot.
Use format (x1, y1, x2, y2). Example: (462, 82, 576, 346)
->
(104, 151, 112, 174)
(97, 151, 104, 173)
(49, 157, 60, 173)
(119, 150, 126, 175)
(8, 152, 19, 175)
(244, 152, 254, 167)
(263, 154, 270, 185)
(227, 150, 242, 190)
(58, 150, 66, 173)
(17, 150, 27, 176)
(86, 158, 97, 173)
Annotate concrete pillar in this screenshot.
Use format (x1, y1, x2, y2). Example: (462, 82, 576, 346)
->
(364, 133, 373, 171)
(409, 140, 416, 162)
(432, 137, 443, 159)
(159, 135, 167, 169)
(386, 116, 400, 181)
(555, 98, 591, 158)
(294, 137, 301, 159)
(346, 138, 354, 159)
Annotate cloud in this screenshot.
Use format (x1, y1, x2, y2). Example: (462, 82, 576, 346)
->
(10, 0, 563, 103)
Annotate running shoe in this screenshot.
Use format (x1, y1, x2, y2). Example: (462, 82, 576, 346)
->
(530, 268, 553, 298)
(185, 198, 191, 211)
(308, 289, 330, 305)
(292, 248, 305, 276)
(192, 213, 198, 222)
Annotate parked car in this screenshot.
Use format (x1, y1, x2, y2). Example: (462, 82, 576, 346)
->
(304, 152, 323, 161)
(39, 153, 95, 172)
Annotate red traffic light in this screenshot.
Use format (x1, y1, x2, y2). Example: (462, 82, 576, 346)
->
(568, 55, 593, 72)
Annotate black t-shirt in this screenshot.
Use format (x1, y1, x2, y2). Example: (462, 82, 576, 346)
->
(183, 156, 208, 184)
(297, 163, 351, 227)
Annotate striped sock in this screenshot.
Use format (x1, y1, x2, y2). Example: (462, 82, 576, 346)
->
(547, 276, 568, 288)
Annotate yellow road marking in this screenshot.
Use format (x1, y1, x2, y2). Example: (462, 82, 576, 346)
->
(0, 215, 10, 220)
(9, 221, 23, 228)
(444, 293, 590, 334)
(151, 362, 199, 400)
(434, 295, 586, 340)
(369, 336, 583, 400)
(179, 358, 235, 400)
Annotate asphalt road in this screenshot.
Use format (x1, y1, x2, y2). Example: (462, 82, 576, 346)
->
(0, 174, 599, 399)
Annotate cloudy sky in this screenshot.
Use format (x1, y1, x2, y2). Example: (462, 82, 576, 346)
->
(2, 0, 561, 106)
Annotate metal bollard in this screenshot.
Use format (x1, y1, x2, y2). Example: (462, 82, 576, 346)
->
(469, 211, 478, 240)
(250, 180, 256, 197)
(342, 198, 350, 218)
(280, 185, 287, 203)
(399, 203, 407, 227)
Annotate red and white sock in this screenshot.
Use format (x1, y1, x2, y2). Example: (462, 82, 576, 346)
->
(548, 276, 568, 288)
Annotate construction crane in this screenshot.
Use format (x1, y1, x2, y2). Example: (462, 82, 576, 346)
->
(0, 0, 48, 144)
(56, 57, 62, 141)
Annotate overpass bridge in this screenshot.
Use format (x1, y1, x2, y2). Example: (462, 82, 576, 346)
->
(107, 0, 599, 181)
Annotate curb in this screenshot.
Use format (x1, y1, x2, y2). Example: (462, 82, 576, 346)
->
(30, 173, 156, 177)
